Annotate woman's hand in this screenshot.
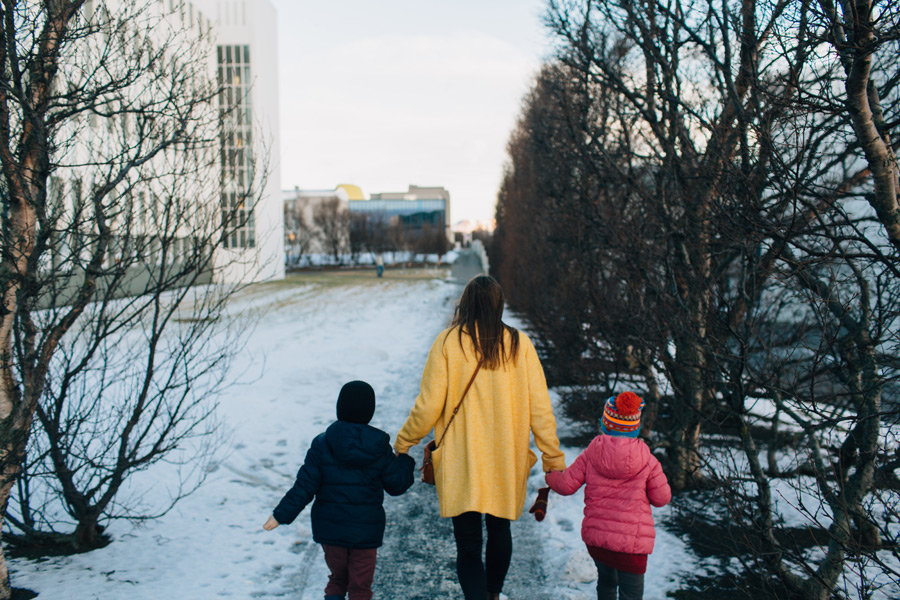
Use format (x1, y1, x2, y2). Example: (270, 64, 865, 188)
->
(263, 515, 279, 531)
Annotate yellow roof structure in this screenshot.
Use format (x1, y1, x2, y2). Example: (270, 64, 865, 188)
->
(337, 184, 365, 201)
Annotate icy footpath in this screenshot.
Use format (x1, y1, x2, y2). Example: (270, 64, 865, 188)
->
(9, 273, 455, 599)
(9, 271, 688, 599)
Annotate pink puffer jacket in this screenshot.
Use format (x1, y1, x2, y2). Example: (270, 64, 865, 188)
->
(546, 435, 670, 555)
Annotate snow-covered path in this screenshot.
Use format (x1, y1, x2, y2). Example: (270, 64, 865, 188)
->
(6, 270, 556, 599)
(9, 270, 454, 598)
(8, 268, 689, 599)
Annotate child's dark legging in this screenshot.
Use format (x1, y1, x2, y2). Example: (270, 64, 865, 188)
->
(451, 512, 512, 600)
(594, 560, 644, 600)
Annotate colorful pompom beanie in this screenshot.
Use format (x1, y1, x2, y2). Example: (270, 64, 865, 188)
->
(600, 391, 644, 437)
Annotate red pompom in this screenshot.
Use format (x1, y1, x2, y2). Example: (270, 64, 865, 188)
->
(616, 391, 642, 416)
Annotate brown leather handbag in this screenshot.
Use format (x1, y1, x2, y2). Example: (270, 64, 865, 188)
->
(421, 359, 483, 485)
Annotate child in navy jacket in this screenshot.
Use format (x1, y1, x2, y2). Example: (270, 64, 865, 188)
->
(263, 381, 415, 600)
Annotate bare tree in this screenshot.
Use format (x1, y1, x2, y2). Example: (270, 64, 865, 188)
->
(414, 223, 449, 257)
(493, 0, 899, 597)
(0, 1, 268, 594)
(313, 197, 349, 264)
(711, 204, 900, 599)
(284, 198, 317, 266)
(349, 210, 445, 265)
(348, 211, 371, 264)
(539, 0, 896, 489)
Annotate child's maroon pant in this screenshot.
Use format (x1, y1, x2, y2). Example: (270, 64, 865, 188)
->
(322, 544, 377, 600)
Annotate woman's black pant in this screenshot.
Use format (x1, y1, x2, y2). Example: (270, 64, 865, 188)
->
(451, 512, 512, 599)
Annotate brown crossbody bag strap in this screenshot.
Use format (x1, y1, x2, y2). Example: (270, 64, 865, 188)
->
(435, 358, 483, 450)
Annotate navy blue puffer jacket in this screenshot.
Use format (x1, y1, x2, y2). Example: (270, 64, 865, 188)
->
(272, 421, 415, 548)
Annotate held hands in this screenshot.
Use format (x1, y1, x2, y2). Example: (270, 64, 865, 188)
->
(263, 515, 279, 531)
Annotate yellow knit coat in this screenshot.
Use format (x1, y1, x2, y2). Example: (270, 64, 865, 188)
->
(394, 327, 566, 520)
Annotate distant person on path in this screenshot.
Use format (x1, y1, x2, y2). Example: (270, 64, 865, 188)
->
(263, 381, 415, 600)
(545, 391, 671, 600)
(375, 253, 384, 278)
(394, 275, 566, 600)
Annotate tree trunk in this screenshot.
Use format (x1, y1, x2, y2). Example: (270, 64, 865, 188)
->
(0, 178, 41, 600)
(669, 337, 709, 491)
(639, 359, 661, 436)
(0, 0, 84, 590)
(0, 424, 31, 599)
(843, 2, 900, 252)
(767, 401, 781, 477)
(0, 474, 19, 599)
(672, 419, 705, 490)
(74, 513, 104, 550)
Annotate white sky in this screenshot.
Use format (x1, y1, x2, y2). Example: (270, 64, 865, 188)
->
(270, 0, 553, 224)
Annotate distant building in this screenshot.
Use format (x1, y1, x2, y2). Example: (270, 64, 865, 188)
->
(337, 184, 366, 202)
(194, 0, 284, 282)
(282, 184, 453, 263)
(349, 185, 452, 243)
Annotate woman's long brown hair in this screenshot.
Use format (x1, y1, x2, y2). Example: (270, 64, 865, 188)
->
(450, 275, 519, 369)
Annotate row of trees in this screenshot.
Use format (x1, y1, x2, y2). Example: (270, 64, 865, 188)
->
(492, 0, 899, 598)
(350, 214, 449, 262)
(0, 2, 264, 597)
(285, 199, 449, 266)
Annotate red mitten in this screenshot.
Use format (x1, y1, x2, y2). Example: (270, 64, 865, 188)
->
(528, 487, 550, 521)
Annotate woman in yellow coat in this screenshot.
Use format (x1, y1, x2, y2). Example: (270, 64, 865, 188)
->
(394, 275, 566, 600)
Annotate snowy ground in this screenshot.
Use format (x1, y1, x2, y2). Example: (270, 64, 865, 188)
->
(8, 267, 687, 599)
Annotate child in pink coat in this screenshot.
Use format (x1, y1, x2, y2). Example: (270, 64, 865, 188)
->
(546, 391, 671, 600)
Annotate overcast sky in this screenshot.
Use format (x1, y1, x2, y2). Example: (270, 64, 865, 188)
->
(269, 0, 553, 224)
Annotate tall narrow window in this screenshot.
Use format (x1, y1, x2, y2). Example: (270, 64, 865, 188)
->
(217, 44, 254, 249)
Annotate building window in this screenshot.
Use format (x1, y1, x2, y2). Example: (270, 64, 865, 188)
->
(217, 44, 255, 249)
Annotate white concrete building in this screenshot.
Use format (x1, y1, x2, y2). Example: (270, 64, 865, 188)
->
(194, 0, 284, 282)
(47, 0, 284, 290)
(42, 1, 222, 298)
